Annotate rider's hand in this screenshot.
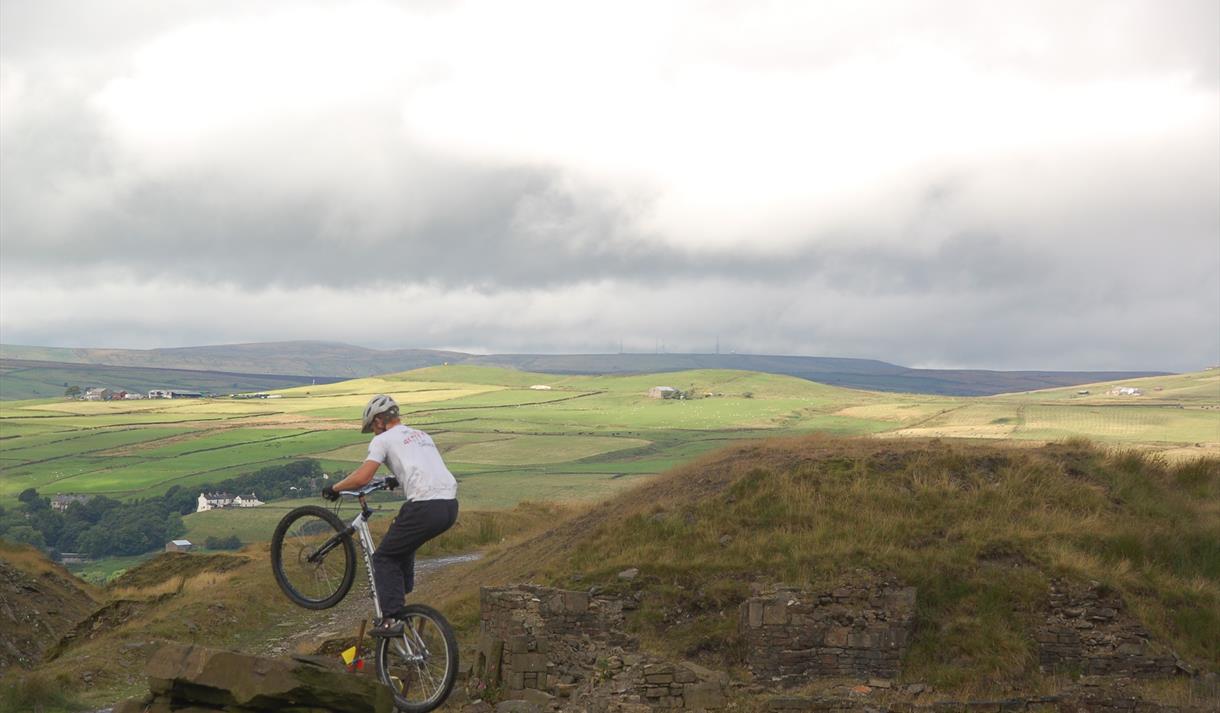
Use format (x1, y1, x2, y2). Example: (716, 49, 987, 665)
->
(321, 484, 339, 501)
(385, 476, 400, 490)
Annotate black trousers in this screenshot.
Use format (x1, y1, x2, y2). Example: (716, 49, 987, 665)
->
(371, 498, 458, 619)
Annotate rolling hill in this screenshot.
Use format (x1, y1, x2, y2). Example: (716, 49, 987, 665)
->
(1, 365, 1213, 515)
(0, 359, 343, 401)
(0, 341, 1170, 397)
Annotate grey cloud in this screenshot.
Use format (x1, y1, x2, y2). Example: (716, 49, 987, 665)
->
(1, 0, 1217, 372)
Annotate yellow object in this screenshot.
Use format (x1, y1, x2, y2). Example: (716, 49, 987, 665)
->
(341, 646, 358, 665)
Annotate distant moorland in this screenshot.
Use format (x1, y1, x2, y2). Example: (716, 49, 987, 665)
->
(0, 358, 342, 401)
(0, 341, 1171, 397)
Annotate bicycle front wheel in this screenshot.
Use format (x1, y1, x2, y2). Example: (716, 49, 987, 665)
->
(270, 505, 356, 609)
(376, 603, 459, 713)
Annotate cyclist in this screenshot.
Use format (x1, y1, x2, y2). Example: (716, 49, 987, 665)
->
(323, 394, 459, 637)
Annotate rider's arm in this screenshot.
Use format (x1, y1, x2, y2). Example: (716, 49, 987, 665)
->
(330, 460, 380, 493)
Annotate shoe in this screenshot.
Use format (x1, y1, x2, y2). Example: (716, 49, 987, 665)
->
(371, 618, 404, 637)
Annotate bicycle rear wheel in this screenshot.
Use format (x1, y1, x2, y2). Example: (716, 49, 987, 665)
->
(270, 505, 357, 609)
(376, 603, 459, 712)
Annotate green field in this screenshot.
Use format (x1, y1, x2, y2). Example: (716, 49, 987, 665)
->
(2, 366, 1216, 550)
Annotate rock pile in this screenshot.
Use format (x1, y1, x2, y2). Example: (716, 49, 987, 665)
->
(738, 582, 917, 686)
(113, 642, 393, 713)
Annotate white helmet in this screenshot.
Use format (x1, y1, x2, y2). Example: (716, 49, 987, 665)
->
(361, 394, 399, 433)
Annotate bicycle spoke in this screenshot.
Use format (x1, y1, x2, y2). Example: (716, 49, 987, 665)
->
(380, 610, 453, 707)
(275, 511, 351, 605)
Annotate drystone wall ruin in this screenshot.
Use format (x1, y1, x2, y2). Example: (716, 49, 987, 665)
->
(468, 579, 1213, 713)
(738, 581, 917, 686)
(1036, 580, 1186, 678)
(473, 585, 728, 710)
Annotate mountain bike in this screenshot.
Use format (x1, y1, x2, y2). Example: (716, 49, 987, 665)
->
(270, 477, 458, 712)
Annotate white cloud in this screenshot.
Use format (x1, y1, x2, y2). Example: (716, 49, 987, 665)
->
(0, 0, 1216, 369)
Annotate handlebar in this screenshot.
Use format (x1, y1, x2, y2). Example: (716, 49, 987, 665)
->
(338, 476, 400, 498)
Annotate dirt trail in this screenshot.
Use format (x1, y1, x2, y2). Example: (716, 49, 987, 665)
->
(261, 553, 481, 657)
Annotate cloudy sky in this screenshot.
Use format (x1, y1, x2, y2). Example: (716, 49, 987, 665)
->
(1, 0, 1216, 370)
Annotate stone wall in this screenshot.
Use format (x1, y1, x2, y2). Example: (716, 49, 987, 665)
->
(1036, 580, 1183, 678)
(739, 582, 917, 687)
(474, 585, 727, 710)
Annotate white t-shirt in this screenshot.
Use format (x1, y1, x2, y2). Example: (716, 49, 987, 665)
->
(366, 424, 458, 502)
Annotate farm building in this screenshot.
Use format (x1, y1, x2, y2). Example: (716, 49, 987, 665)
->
(82, 387, 112, 401)
(196, 491, 264, 512)
(647, 386, 678, 399)
(1108, 387, 1143, 396)
(51, 493, 93, 512)
(529, 385, 553, 391)
(150, 389, 204, 399)
(165, 540, 194, 553)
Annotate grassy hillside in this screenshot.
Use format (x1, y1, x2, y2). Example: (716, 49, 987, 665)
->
(4, 436, 1217, 709)
(418, 436, 1219, 694)
(0, 359, 339, 401)
(470, 353, 1170, 396)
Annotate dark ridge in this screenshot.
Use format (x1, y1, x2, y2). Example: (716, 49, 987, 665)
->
(0, 342, 1169, 397)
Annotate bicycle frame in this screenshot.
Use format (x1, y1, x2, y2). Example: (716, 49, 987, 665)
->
(283, 477, 451, 705)
(308, 484, 431, 661)
(350, 502, 384, 618)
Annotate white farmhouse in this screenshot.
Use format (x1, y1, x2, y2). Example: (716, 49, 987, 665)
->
(647, 386, 678, 399)
(196, 492, 264, 512)
(197, 492, 233, 511)
(529, 385, 553, 391)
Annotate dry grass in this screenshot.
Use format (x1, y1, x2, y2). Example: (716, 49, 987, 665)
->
(16, 436, 1219, 705)
(413, 435, 1219, 695)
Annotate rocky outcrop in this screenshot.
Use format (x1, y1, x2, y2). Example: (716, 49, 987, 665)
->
(0, 547, 98, 671)
(112, 642, 393, 713)
(1037, 580, 1186, 678)
(472, 585, 728, 711)
(762, 693, 1213, 712)
(739, 582, 917, 686)
(763, 674, 1219, 713)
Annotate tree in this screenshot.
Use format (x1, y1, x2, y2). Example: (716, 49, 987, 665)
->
(5, 525, 46, 549)
(164, 513, 186, 540)
(77, 528, 114, 559)
(65, 385, 81, 398)
(17, 488, 49, 511)
(205, 535, 242, 550)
